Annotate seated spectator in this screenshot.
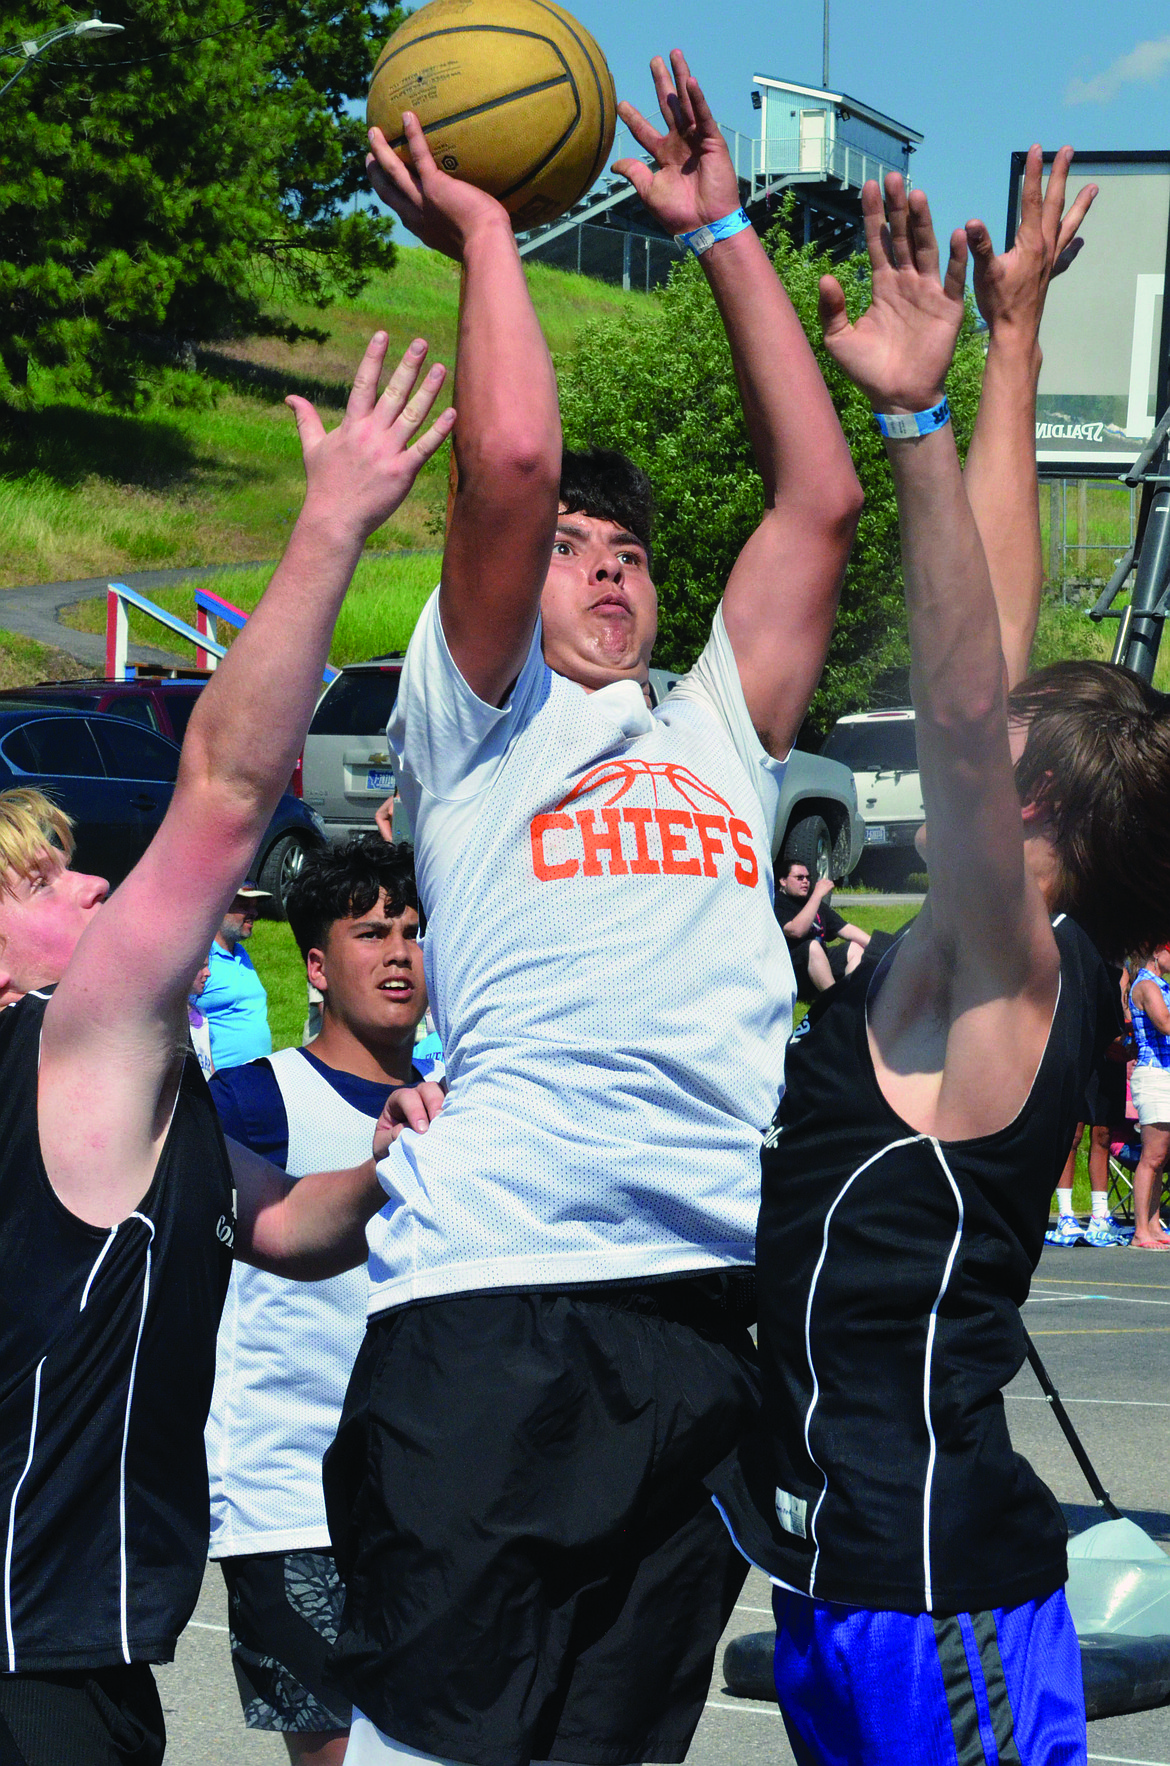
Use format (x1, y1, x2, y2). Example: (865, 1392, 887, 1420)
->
(774, 861, 870, 1000)
(188, 957, 214, 1079)
(205, 836, 430, 1765)
(202, 882, 273, 1068)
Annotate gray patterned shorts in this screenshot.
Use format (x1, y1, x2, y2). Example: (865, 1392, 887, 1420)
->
(219, 1549, 352, 1732)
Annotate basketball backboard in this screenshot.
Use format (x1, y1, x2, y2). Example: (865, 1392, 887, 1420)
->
(1006, 151, 1170, 477)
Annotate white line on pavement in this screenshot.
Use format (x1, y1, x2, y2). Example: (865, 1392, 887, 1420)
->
(1027, 1292, 1170, 1308)
(1005, 1395, 1170, 1408)
(186, 1621, 230, 1633)
(735, 1605, 775, 1616)
(704, 1701, 779, 1717)
(1088, 1754, 1170, 1765)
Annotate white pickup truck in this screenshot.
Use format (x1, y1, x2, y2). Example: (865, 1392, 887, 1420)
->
(820, 708, 924, 857)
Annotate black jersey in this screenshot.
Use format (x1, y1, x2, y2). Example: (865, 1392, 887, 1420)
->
(711, 915, 1120, 1616)
(0, 990, 235, 1673)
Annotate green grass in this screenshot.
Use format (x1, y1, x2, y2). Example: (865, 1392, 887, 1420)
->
(0, 249, 654, 590)
(0, 626, 91, 690)
(60, 551, 439, 668)
(247, 921, 309, 1054)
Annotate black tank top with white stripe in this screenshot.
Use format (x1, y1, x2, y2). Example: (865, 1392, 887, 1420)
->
(711, 915, 1120, 1616)
(0, 990, 234, 1673)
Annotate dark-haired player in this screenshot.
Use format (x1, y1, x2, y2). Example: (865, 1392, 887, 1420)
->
(328, 47, 862, 1766)
(710, 153, 1170, 1762)
(206, 837, 428, 1766)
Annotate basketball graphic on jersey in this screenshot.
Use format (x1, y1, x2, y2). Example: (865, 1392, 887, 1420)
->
(529, 759, 759, 886)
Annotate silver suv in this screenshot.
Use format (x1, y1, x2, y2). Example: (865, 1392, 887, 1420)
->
(304, 658, 864, 880)
(301, 658, 405, 844)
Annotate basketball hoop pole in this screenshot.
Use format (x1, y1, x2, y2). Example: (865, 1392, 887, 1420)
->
(1088, 405, 1170, 681)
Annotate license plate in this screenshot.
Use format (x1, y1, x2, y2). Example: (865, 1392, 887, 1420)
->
(367, 769, 395, 791)
(865, 825, 888, 845)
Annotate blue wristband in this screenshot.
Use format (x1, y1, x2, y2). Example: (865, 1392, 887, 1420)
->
(675, 207, 752, 257)
(873, 398, 951, 441)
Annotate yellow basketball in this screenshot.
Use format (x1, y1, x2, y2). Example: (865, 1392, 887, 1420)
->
(367, 0, 617, 232)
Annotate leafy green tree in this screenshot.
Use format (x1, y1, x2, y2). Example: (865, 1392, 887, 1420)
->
(0, 0, 401, 404)
(556, 212, 985, 731)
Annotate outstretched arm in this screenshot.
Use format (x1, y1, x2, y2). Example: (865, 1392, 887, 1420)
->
(231, 1142, 385, 1280)
(820, 178, 1057, 1017)
(368, 114, 562, 708)
(616, 53, 862, 756)
(42, 341, 454, 1228)
(963, 146, 1096, 687)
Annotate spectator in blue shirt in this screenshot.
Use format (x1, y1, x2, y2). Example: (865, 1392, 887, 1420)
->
(202, 883, 272, 1069)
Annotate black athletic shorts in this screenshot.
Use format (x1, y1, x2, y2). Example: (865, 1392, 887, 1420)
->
(1083, 1050, 1127, 1127)
(324, 1277, 760, 1766)
(0, 1664, 164, 1766)
(219, 1549, 351, 1733)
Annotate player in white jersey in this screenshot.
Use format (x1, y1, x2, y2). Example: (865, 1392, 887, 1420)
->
(322, 48, 862, 1766)
(206, 838, 428, 1765)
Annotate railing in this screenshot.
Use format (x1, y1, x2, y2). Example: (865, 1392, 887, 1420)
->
(747, 133, 908, 193)
(105, 581, 339, 684)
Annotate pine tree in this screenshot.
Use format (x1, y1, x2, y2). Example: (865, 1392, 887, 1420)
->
(0, 0, 402, 403)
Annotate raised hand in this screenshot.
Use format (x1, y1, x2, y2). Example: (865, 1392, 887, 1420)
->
(367, 111, 511, 258)
(287, 333, 455, 543)
(966, 145, 1096, 340)
(819, 175, 967, 414)
(613, 50, 740, 237)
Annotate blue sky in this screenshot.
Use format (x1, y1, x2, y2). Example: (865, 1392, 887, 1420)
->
(379, 0, 1170, 255)
(571, 0, 1170, 248)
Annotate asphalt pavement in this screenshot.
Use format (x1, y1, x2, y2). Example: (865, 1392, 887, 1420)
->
(155, 1245, 1170, 1766)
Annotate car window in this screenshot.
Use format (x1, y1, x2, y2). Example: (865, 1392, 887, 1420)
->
(91, 719, 180, 782)
(308, 669, 400, 737)
(1, 717, 105, 777)
(100, 695, 157, 730)
(822, 722, 918, 774)
(164, 693, 200, 742)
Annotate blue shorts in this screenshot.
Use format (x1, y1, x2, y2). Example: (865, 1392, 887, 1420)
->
(771, 1584, 1086, 1766)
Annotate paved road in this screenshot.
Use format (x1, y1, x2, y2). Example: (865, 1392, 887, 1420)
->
(1, 558, 439, 672)
(156, 1246, 1170, 1765)
(0, 569, 254, 670)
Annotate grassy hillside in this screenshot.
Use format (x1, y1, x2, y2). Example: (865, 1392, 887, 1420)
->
(0, 251, 653, 591)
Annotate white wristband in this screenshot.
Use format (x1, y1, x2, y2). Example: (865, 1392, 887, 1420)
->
(873, 399, 952, 441)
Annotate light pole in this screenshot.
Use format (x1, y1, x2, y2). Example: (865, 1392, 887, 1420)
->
(0, 15, 124, 100)
(822, 0, 830, 88)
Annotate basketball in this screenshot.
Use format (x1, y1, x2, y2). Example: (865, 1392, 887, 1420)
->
(367, 0, 617, 232)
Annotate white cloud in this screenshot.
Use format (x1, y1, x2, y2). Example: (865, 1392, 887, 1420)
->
(1066, 34, 1170, 104)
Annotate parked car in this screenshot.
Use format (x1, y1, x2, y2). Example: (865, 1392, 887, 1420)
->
(0, 704, 325, 913)
(0, 674, 207, 741)
(0, 675, 309, 798)
(301, 657, 406, 843)
(820, 709, 923, 856)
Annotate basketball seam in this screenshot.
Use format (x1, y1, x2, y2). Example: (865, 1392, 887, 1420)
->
(370, 12, 611, 218)
(521, 0, 612, 199)
(385, 73, 574, 152)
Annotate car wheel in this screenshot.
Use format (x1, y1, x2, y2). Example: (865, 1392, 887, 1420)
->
(781, 813, 833, 880)
(258, 833, 313, 918)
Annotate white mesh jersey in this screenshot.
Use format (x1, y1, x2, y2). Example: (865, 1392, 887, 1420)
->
(366, 592, 797, 1315)
(206, 1049, 371, 1558)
